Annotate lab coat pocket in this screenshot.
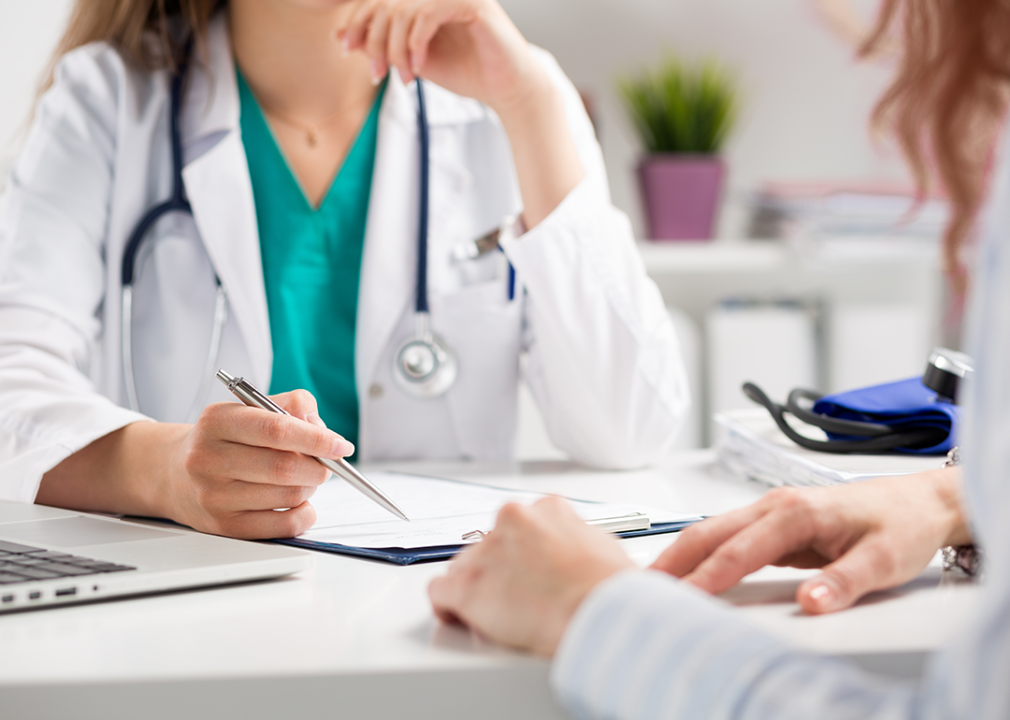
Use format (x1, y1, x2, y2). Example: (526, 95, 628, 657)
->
(429, 281, 523, 459)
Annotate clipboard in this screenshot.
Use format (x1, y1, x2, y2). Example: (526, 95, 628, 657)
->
(275, 519, 700, 565)
(272, 471, 702, 565)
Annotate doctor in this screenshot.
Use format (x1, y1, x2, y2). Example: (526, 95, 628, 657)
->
(0, 0, 688, 538)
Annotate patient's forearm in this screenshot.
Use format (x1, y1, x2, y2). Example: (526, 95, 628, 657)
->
(933, 464, 972, 546)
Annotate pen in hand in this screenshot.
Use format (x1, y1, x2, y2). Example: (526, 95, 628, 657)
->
(216, 369, 410, 522)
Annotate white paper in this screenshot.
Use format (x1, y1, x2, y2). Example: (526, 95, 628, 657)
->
(299, 471, 699, 549)
(715, 409, 943, 487)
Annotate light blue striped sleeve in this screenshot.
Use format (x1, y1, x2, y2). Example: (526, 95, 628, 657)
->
(551, 570, 916, 720)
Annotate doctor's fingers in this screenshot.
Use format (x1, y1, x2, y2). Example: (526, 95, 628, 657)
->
(193, 478, 320, 517)
(341, 0, 393, 72)
(342, 0, 481, 80)
(406, 0, 484, 74)
(210, 501, 317, 540)
(386, 0, 429, 81)
(270, 389, 321, 424)
(189, 441, 331, 488)
(198, 402, 354, 460)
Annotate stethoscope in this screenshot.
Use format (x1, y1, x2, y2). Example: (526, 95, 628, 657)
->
(390, 74, 458, 399)
(122, 43, 479, 419)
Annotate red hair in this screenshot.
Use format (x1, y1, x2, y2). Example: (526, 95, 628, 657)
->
(863, 1, 1010, 300)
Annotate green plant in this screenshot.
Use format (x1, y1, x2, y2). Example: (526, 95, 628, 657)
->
(619, 56, 739, 155)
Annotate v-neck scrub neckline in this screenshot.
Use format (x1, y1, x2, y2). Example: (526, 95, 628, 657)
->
(237, 68, 386, 452)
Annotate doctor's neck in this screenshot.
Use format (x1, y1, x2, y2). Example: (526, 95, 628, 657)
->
(229, 0, 374, 124)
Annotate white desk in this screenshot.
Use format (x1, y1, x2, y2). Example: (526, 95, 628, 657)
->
(0, 451, 978, 720)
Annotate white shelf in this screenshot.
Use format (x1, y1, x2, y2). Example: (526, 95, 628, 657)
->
(637, 237, 940, 276)
(637, 240, 790, 275)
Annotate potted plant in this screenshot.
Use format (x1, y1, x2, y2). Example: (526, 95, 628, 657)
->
(620, 56, 739, 240)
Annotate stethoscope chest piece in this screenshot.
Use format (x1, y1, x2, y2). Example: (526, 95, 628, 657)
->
(393, 313, 457, 398)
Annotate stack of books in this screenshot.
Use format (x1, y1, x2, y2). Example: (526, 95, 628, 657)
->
(714, 409, 942, 487)
(748, 182, 948, 261)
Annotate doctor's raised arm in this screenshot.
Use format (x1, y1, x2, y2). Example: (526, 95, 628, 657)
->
(0, 0, 687, 539)
(337, 0, 690, 468)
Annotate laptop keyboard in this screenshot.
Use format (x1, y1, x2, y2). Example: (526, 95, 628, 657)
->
(0, 539, 136, 585)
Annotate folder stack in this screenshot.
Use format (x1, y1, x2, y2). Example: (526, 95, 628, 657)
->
(714, 409, 941, 488)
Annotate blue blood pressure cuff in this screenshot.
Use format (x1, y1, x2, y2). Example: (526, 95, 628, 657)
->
(744, 377, 958, 455)
(812, 378, 958, 455)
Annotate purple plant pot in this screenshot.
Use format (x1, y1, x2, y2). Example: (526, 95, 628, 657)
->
(638, 155, 725, 240)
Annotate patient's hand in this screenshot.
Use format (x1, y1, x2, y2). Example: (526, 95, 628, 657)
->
(429, 496, 634, 656)
(650, 467, 971, 614)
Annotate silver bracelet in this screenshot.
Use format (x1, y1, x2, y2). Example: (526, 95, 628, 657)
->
(940, 446, 982, 577)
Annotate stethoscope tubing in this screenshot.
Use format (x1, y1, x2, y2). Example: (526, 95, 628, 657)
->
(120, 38, 225, 421)
(415, 80, 431, 316)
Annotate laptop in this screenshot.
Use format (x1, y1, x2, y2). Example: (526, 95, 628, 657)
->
(0, 499, 311, 613)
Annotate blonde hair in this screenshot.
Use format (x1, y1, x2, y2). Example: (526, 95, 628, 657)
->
(40, 0, 225, 93)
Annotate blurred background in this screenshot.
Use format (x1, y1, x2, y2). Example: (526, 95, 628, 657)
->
(0, 0, 943, 457)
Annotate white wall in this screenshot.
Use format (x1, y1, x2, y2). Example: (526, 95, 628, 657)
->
(5, 0, 907, 230)
(499, 0, 908, 236)
(0, 0, 74, 179)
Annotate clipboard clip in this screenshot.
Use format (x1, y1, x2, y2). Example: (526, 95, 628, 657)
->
(461, 512, 651, 543)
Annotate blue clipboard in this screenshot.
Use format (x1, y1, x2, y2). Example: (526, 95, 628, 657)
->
(274, 518, 701, 566)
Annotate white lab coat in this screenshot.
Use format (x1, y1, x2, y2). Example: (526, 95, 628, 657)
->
(0, 15, 689, 503)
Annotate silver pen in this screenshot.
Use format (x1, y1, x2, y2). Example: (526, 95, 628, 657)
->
(216, 369, 409, 522)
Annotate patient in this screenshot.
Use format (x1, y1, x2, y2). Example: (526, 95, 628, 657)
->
(429, 1, 1010, 717)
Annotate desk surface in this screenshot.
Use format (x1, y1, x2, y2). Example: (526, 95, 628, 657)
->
(0, 451, 977, 720)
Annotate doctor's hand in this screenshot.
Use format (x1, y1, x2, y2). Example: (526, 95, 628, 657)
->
(337, 0, 541, 113)
(336, 0, 584, 228)
(650, 468, 971, 614)
(428, 496, 634, 657)
(167, 390, 354, 540)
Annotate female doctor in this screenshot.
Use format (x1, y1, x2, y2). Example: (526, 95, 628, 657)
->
(0, 0, 688, 538)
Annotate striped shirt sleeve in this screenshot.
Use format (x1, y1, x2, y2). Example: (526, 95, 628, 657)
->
(552, 570, 915, 720)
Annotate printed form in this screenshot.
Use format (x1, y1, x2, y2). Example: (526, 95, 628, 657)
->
(299, 472, 700, 549)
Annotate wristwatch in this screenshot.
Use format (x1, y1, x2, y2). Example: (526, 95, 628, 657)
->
(940, 447, 983, 577)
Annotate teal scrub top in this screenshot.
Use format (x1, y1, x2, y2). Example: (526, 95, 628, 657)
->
(237, 69, 385, 451)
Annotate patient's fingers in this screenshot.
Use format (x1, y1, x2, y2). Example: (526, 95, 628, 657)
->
(649, 504, 766, 577)
(797, 535, 900, 614)
(681, 500, 818, 594)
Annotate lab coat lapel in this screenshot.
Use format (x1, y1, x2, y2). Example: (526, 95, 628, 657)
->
(356, 75, 417, 397)
(180, 15, 272, 386)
